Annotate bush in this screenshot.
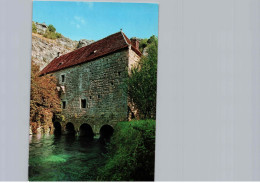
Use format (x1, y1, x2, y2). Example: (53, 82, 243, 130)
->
(48, 24, 56, 32)
(97, 120, 155, 181)
(32, 22, 37, 33)
(147, 35, 157, 44)
(139, 38, 148, 53)
(43, 31, 62, 40)
(127, 35, 158, 119)
(55, 32, 62, 38)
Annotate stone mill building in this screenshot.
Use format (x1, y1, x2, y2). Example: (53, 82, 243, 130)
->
(39, 31, 141, 135)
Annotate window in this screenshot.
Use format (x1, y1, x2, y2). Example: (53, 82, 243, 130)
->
(98, 94, 101, 99)
(62, 101, 66, 109)
(111, 81, 114, 86)
(89, 96, 92, 99)
(81, 99, 87, 108)
(118, 72, 121, 76)
(61, 74, 65, 82)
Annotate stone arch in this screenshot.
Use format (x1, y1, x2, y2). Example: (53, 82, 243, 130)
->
(65, 122, 76, 135)
(79, 123, 94, 139)
(99, 124, 114, 140)
(53, 122, 62, 135)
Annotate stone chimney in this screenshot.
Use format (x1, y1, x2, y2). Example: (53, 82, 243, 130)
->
(130, 38, 139, 50)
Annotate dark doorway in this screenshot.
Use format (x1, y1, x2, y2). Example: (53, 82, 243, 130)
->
(99, 125, 114, 143)
(65, 122, 75, 135)
(79, 123, 94, 140)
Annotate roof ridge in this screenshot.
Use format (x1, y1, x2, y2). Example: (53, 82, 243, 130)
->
(120, 30, 130, 46)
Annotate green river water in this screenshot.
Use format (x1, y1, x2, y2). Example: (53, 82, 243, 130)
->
(29, 134, 106, 181)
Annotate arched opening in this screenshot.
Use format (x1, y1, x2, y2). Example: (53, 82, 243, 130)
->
(100, 125, 114, 141)
(65, 122, 75, 135)
(53, 122, 61, 135)
(79, 123, 94, 140)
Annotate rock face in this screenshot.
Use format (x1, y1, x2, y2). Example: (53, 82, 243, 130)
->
(31, 22, 94, 70)
(31, 33, 76, 70)
(77, 39, 95, 49)
(35, 22, 48, 34)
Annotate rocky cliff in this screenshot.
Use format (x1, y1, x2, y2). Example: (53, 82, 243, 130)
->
(31, 22, 94, 70)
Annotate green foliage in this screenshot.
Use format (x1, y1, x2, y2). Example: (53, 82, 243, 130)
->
(97, 120, 155, 181)
(139, 38, 148, 53)
(48, 24, 56, 32)
(127, 35, 158, 119)
(55, 32, 62, 38)
(32, 22, 37, 33)
(43, 30, 62, 40)
(147, 35, 157, 44)
(36, 24, 62, 39)
(139, 35, 158, 53)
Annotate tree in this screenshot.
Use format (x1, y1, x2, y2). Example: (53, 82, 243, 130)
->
(30, 61, 61, 133)
(127, 36, 158, 119)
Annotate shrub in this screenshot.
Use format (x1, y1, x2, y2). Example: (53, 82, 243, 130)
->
(32, 22, 37, 33)
(97, 120, 155, 181)
(43, 31, 62, 40)
(55, 32, 62, 38)
(139, 38, 148, 53)
(48, 24, 56, 32)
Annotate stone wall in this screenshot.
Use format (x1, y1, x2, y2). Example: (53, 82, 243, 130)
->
(53, 49, 132, 134)
(128, 48, 141, 71)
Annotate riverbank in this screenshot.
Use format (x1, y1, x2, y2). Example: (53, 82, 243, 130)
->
(97, 119, 156, 181)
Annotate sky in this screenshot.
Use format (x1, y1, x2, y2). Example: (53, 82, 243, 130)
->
(32, 1, 158, 41)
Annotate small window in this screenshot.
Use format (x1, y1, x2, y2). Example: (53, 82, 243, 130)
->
(62, 101, 66, 109)
(111, 81, 114, 86)
(81, 99, 86, 108)
(61, 74, 65, 82)
(89, 96, 92, 99)
(98, 94, 101, 99)
(118, 72, 121, 76)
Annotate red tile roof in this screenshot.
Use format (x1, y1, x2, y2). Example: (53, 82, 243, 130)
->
(39, 31, 142, 75)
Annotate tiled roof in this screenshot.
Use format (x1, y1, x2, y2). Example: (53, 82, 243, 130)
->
(39, 31, 142, 75)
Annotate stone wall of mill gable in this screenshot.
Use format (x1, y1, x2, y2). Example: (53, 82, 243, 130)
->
(127, 48, 142, 120)
(128, 48, 141, 71)
(53, 49, 130, 134)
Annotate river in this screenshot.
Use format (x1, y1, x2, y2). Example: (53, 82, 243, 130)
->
(29, 134, 107, 181)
